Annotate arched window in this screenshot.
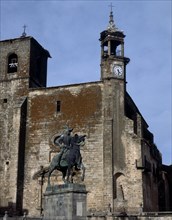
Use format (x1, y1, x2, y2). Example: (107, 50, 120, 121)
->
(113, 172, 125, 200)
(8, 53, 18, 73)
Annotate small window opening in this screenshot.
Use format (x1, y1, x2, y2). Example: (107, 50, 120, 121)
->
(111, 42, 116, 55)
(6, 161, 9, 165)
(8, 53, 18, 73)
(3, 99, 7, 103)
(57, 101, 61, 112)
(116, 45, 121, 56)
(103, 45, 108, 57)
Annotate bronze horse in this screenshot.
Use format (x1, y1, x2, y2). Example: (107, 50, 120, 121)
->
(48, 134, 86, 185)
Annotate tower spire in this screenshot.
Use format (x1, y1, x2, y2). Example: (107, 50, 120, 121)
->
(107, 3, 117, 31)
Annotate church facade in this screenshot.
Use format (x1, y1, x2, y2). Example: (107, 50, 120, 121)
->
(0, 10, 171, 217)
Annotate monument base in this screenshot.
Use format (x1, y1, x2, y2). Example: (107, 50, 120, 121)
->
(43, 183, 87, 220)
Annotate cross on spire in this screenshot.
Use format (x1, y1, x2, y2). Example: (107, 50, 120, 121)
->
(21, 24, 27, 37)
(109, 3, 114, 12)
(107, 3, 116, 31)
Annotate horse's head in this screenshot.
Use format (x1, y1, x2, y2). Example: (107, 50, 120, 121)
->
(78, 135, 86, 143)
(72, 134, 86, 147)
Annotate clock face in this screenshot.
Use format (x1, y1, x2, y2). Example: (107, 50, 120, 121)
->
(113, 65, 123, 77)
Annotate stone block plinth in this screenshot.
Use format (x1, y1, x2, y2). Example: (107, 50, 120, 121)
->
(43, 183, 87, 220)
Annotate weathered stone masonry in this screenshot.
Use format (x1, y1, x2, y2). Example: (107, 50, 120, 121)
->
(0, 10, 172, 217)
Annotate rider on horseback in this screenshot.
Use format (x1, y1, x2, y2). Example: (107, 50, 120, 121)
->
(54, 126, 73, 167)
(48, 126, 86, 184)
(70, 134, 84, 170)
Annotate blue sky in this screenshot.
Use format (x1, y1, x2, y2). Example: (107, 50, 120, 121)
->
(0, 0, 171, 165)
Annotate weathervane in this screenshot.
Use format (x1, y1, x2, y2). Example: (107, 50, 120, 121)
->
(21, 24, 27, 37)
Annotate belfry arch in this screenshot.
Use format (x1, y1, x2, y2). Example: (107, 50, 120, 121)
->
(8, 53, 18, 73)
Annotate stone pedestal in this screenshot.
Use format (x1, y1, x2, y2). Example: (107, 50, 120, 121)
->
(43, 183, 87, 220)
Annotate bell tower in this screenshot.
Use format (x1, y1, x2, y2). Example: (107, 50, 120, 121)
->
(0, 35, 50, 214)
(101, 7, 131, 211)
(100, 7, 130, 81)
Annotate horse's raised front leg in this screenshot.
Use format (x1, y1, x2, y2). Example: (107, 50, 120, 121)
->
(80, 163, 85, 181)
(48, 165, 55, 185)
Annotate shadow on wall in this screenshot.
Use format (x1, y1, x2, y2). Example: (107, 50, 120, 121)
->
(0, 203, 28, 217)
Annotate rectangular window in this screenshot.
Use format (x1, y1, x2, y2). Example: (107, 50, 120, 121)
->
(57, 101, 61, 112)
(3, 99, 7, 103)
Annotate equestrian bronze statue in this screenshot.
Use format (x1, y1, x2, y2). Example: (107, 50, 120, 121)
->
(48, 127, 86, 185)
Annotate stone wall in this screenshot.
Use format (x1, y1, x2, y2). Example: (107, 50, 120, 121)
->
(23, 82, 104, 216)
(0, 38, 31, 213)
(115, 116, 143, 213)
(87, 215, 172, 220)
(22, 77, 158, 216)
(1, 213, 172, 220)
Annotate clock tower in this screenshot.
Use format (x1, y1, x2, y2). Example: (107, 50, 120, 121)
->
(100, 8, 130, 81)
(100, 8, 130, 210)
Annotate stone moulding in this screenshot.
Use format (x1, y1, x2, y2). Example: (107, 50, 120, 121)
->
(45, 183, 88, 195)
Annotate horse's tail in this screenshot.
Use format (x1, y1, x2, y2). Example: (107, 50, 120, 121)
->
(43, 166, 50, 173)
(32, 166, 50, 180)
